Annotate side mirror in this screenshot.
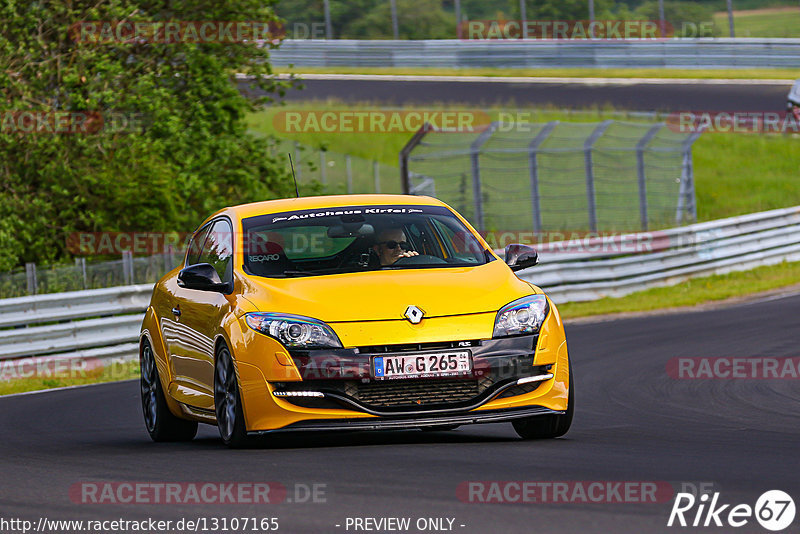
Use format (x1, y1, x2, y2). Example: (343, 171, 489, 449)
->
(504, 244, 539, 272)
(177, 263, 232, 293)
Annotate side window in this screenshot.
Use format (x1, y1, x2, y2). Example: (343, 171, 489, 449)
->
(198, 219, 233, 282)
(186, 224, 211, 266)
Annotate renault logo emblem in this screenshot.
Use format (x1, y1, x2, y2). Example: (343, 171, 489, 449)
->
(404, 305, 424, 324)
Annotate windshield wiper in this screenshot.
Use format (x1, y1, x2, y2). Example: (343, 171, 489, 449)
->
(278, 270, 315, 277)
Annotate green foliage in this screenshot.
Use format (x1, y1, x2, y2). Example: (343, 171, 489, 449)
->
(635, 1, 719, 37)
(0, 0, 296, 271)
(513, 0, 617, 20)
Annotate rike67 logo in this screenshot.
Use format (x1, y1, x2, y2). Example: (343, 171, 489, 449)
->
(668, 490, 795, 531)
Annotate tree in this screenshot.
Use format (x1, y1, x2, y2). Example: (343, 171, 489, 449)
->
(0, 0, 295, 270)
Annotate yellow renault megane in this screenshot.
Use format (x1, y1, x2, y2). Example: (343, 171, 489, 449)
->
(139, 194, 572, 447)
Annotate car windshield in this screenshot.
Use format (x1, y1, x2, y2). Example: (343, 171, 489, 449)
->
(242, 204, 492, 278)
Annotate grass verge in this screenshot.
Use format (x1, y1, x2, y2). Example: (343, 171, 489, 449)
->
(0, 359, 139, 396)
(276, 66, 798, 81)
(558, 260, 800, 319)
(248, 102, 800, 223)
(713, 7, 800, 38)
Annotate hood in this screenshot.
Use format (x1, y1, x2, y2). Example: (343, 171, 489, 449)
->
(240, 260, 537, 323)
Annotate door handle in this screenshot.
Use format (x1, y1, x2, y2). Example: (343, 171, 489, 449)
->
(172, 307, 181, 317)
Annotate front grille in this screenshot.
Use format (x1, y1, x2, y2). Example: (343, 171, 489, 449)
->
(356, 378, 480, 407)
(358, 340, 480, 353)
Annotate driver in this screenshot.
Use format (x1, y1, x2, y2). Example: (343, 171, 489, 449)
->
(372, 227, 419, 266)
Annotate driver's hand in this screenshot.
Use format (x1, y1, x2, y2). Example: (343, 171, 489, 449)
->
(399, 251, 419, 258)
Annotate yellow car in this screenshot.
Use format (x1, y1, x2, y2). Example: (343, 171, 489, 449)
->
(139, 194, 572, 447)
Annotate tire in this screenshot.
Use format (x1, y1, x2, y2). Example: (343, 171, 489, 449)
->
(214, 343, 251, 448)
(140, 339, 198, 442)
(512, 360, 574, 440)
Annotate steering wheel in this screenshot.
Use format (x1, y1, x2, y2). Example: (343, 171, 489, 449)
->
(392, 254, 448, 266)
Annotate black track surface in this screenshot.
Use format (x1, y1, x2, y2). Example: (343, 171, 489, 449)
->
(2, 292, 799, 533)
(241, 78, 793, 112)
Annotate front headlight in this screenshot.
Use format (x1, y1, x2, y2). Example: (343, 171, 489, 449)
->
(245, 313, 342, 349)
(493, 295, 549, 338)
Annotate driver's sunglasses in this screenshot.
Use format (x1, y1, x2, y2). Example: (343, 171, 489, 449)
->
(379, 240, 411, 251)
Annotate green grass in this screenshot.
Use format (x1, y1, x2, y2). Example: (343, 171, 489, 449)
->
(714, 7, 800, 38)
(277, 66, 798, 80)
(249, 102, 800, 223)
(558, 260, 800, 319)
(0, 360, 139, 396)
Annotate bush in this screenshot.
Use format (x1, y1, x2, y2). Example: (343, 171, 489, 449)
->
(0, 0, 296, 271)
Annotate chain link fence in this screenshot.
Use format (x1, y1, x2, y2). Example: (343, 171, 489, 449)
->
(401, 120, 703, 233)
(0, 252, 181, 299)
(267, 138, 403, 195)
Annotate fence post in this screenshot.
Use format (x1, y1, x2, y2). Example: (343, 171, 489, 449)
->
(635, 123, 664, 231)
(373, 161, 381, 193)
(528, 121, 558, 234)
(122, 251, 133, 285)
(164, 245, 175, 273)
(294, 142, 302, 180)
(320, 151, 327, 184)
(583, 120, 613, 232)
(25, 262, 37, 295)
(469, 122, 498, 232)
(75, 257, 88, 290)
(345, 154, 353, 194)
(399, 123, 432, 194)
(676, 127, 705, 224)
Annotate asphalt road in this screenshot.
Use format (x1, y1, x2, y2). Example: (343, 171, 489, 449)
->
(2, 292, 799, 533)
(243, 76, 794, 112)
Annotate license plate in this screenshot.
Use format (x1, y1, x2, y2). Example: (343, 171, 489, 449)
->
(372, 351, 472, 380)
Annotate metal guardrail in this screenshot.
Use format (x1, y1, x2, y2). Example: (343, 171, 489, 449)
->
(270, 39, 800, 69)
(1, 205, 799, 365)
(0, 285, 152, 366)
(517, 205, 800, 301)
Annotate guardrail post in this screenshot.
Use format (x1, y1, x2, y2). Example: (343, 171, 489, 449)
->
(636, 123, 664, 231)
(25, 262, 37, 295)
(528, 121, 558, 234)
(469, 121, 498, 232)
(345, 155, 353, 194)
(373, 161, 381, 193)
(583, 120, 613, 232)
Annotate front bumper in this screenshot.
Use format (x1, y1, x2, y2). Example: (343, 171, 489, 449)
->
(234, 313, 570, 432)
(248, 406, 563, 434)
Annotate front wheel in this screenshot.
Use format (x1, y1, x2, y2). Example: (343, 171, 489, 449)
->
(214, 343, 251, 448)
(512, 360, 574, 440)
(140, 339, 198, 442)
